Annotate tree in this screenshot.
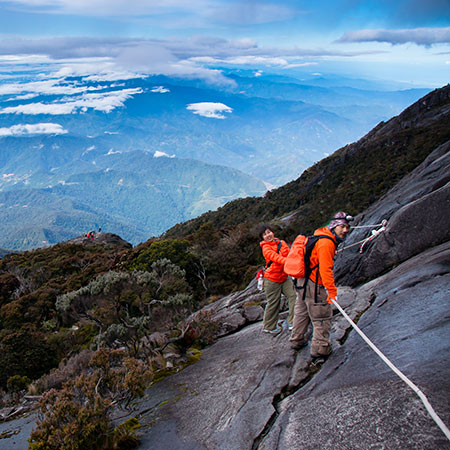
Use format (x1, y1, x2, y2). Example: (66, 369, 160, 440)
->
(55, 261, 194, 355)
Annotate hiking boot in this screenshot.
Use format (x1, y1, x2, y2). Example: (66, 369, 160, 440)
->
(310, 350, 332, 360)
(262, 326, 282, 335)
(290, 340, 307, 351)
(310, 342, 332, 358)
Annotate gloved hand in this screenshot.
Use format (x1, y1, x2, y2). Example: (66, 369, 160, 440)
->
(326, 295, 336, 305)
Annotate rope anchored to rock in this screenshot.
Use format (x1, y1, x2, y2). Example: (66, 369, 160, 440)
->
(338, 219, 388, 253)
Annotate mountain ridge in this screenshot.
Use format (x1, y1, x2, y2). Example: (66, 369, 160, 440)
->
(0, 153, 266, 250)
(164, 84, 450, 241)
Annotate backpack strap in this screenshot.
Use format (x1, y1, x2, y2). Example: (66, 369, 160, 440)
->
(265, 240, 282, 271)
(301, 235, 336, 301)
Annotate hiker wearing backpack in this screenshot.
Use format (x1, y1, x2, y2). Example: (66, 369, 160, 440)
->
(288, 212, 351, 357)
(259, 225, 296, 335)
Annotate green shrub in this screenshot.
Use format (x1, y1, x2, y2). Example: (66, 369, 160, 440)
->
(7, 375, 30, 394)
(28, 349, 152, 450)
(0, 326, 57, 389)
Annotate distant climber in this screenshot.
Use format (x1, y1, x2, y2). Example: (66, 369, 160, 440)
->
(259, 225, 296, 335)
(289, 212, 352, 357)
(86, 230, 96, 240)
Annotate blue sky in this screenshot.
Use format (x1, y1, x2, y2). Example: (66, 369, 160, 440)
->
(0, 0, 449, 88)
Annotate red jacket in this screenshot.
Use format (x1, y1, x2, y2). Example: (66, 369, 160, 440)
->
(260, 239, 290, 283)
(309, 227, 338, 297)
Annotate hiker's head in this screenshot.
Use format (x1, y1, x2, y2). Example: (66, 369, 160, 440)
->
(328, 212, 352, 238)
(259, 224, 275, 241)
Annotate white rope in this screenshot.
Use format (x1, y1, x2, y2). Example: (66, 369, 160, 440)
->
(338, 219, 387, 253)
(332, 298, 450, 441)
(337, 238, 370, 252)
(358, 223, 387, 253)
(350, 221, 386, 229)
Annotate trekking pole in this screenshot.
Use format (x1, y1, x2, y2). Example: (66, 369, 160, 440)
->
(331, 298, 450, 441)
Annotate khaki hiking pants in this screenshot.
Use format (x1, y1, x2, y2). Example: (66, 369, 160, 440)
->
(289, 282, 333, 356)
(263, 278, 296, 330)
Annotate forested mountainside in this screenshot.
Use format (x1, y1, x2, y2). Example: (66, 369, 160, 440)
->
(165, 84, 450, 241)
(0, 85, 448, 449)
(0, 154, 267, 251)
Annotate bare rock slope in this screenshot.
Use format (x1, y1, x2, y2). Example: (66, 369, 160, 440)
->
(131, 143, 450, 448)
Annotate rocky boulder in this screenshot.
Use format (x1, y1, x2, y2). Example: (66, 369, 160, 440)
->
(334, 140, 450, 286)
(67, 231, 132, 250)
(124, 130, 450, 449)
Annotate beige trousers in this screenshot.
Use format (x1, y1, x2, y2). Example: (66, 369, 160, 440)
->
(289, 281, 333, 356)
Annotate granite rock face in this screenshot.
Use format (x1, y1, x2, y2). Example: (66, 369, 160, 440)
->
(126, 244, 449, 450)
(334, 140, 450, 286)
(259, 242, 450, 450)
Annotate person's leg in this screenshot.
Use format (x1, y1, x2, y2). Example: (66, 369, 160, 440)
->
(305, 284, 333, 357)
(263, 279, 282, 330)
(289, 287, 310, 347)
(281, 278, 296, 326)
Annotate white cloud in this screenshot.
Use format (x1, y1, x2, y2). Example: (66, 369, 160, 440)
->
(186, 102, 233, 119)
(8, 93, 39, 101)
(0, 77, 105, 96)
(0, 123, 68, 136)
(0, 102, 75, 115)
(337, 27, 450, 46)
(151, 86, 170, 93)
(154, 150, 175, 158)
(0, 88, 143, 115)
(190, 55, 319, 68)
(106, 149, 121, 155)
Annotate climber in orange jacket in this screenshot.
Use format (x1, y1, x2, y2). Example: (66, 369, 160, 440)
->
(289, 212, 351, 357)
(259, 225, 296, 335)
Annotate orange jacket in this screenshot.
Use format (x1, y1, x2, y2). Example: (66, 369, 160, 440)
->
(309, 227, 338, 297)
(260, 239, 290, 283)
